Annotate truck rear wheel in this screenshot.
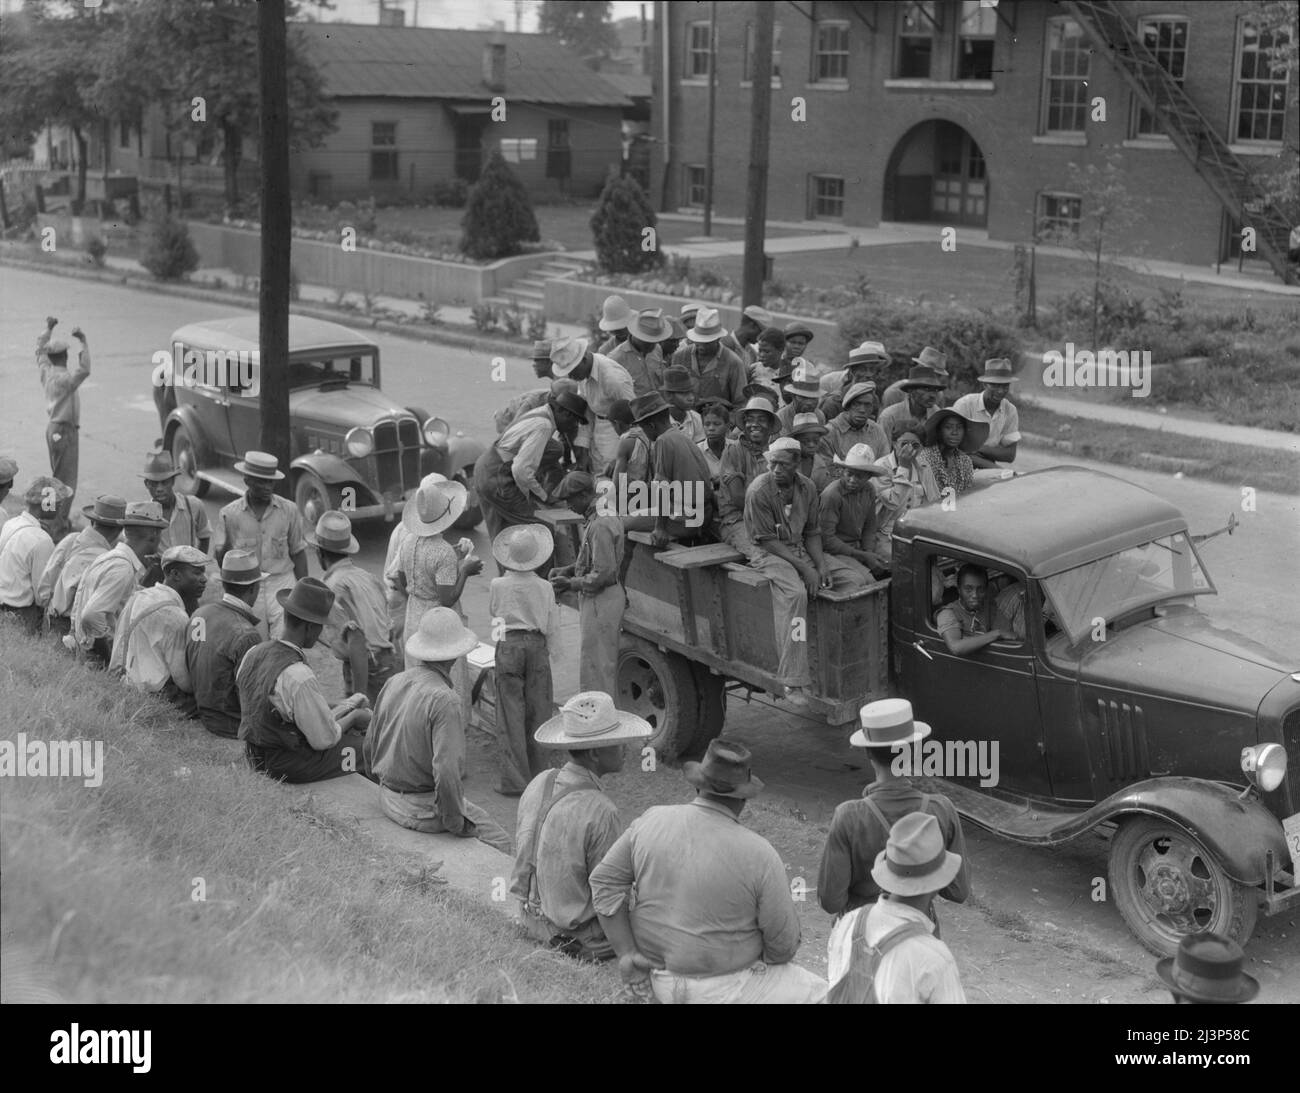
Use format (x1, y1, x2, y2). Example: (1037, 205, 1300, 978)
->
(1108, 815, 1259, 957)
(617, 635, 700, 766)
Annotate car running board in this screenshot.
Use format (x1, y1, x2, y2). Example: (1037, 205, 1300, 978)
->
(915, 777, 1092, 845)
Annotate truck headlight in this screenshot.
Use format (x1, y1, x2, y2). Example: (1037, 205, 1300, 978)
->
(1241, 743, 1287, 793)
(423, 416, 450, 447)
(345, 427, 374, 458)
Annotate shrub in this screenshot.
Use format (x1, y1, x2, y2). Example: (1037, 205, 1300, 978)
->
(84, 235, 107, 268)
(140, 215, 200, 281)
(470, 303, 499, 332)
(460, 153, 540, 261)
(1044, 280, 1146, 343)
(433, 178, 469, 208)
(590, 173, 664, 274)
(500, 305, 525, 337)
(696, 267, 728, 289)
(355, 196, 378, 235)
(668, 254, 692, 282)
(525, 310, 548, 341)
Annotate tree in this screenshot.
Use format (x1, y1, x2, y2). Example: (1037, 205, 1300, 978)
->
(590, 173, 663, 274)
(460, 152, 540, 260)
(1246, 1, 1299, 229)
(538, 0, 619, 66)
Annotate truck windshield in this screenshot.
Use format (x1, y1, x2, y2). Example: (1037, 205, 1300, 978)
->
(1041, 532, 1214, 645)
(288, 353, 377, 389)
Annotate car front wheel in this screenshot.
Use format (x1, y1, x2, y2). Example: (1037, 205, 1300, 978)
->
(169, 424, 209, 498)
(294, 471, 332, 529)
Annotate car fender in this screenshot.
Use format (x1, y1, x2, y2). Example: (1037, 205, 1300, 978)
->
(164, 406, 218, 466)
(290, 451, 359, 489)
(1094, 777, 1288, 885)
(446, 435, 486, 475)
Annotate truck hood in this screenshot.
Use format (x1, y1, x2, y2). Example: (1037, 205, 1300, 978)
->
(1077, 607, 1295, 714)
(289, 385, 413, 427)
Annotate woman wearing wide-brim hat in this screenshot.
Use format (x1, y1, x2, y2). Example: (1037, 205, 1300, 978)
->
(917, 408, 989, 498)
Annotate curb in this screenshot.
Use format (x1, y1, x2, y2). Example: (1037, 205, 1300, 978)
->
(1020, 430, 1214, 476)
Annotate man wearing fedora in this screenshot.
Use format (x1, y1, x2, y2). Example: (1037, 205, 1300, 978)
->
(68, 500, 169, 666)
(951, 359, 1021, 468)
(550, 335, 634, 473)
(548, 472, 627, 696)
(820, 444, 891, 584)
(679, 302, 701, 331)
(670, 308, 747, 409)
(139, 450, 211, 556)
(775, 360, 826, 435)
(591, 739, 827, 1004)
(489, 524, 559, 796)
(364, 606, 512, 851)
(36, 316, 91, 500)
(0, 476, 70, 634)
(187, 549, 266, 738)
(818, 699, 969, 926)
(238, 576, 373, 784)
(820, 342, 890, 420)
(1158, 931, 1259, 1004)
(660, 365, 705, 444)
(213, 452, 308, 641)
(620, 393, 716, 547)
(826, 811, 967, 1004)
(311, 510, 399, 706)
(881, 346, 950, 411)
(876, 360, 947, 444)
(511, 691, 652, 961)
(608, 309, 670, 397)
(38, 493, 124, 637)
(110, 544, 209, 715)
(595, 294, 633, 355)
(823, 382, 890, 468)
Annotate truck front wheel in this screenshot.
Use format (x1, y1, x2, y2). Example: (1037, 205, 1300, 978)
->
(1108, 815, 1259, 957)
(617, 636, 700, 766)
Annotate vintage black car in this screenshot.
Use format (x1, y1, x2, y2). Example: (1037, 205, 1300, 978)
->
(155, 316, 482, 528)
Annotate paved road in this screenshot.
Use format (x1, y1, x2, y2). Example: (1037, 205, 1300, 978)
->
(3, 267, 1297, 998)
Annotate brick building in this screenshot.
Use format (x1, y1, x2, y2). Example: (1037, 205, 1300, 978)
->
(652, 1, 1297, 274)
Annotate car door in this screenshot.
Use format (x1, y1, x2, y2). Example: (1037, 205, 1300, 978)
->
(223, 355, 262, 460)
(175, 341, 236, 460)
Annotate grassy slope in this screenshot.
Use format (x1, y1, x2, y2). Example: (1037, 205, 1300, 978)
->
(0, 626, 621, 1004)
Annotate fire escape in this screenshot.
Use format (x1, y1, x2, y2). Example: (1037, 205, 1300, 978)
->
(1063, 1, 1295, 283)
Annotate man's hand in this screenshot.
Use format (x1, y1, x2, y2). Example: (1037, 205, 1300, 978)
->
(798, 564, 820, 596)
(617, 950, 661, 994)
(549, 575, 571, 592)
(460, 556, 484, 577)
(71, 327, 86, 341)
(46, 316, 58, 330)
(651, 527, 671, 548)
(456, 819, 479, 840)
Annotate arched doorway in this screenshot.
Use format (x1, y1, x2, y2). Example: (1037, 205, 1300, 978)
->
(883, 120, 988, 227)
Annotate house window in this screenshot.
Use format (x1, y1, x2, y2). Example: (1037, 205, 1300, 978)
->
(1042, 18, 1091, 133)
(743, 21, 783, 83)
(1234, 19, 1291, 143)
(500, 138, 538, 163)
(686, 21, 711, 79)
(1132, 17, 1189, 137)
(1037, 192, 1082, 240)
(813, 20, 850, 82)
(547, 120, 570, 180)
(896, 2, 936, 79)
(957, 0, 996, 80)
(118, 118, 131, 150)
(684, 165, 707, 207)
(370, 122, 398, 182)
(810, 175, 845, 219)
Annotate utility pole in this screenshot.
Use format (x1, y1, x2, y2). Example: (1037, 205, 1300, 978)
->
(742, 2, 773, 306)
(703, 0, 717, 235)
(258, 0, 291, 497)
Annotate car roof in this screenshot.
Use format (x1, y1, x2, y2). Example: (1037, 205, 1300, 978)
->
(895, 466, 1189, 577)
(170, 315, 377, 355)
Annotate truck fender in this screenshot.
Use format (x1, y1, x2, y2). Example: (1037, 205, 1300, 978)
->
(163, 406, 218, 466)
(1093, 776, 1288, 885)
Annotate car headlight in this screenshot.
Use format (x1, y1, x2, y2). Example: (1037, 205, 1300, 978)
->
(344, 427, 374, 458)
(1241, 743, 1287, 793)
(422, 416, 450, 447)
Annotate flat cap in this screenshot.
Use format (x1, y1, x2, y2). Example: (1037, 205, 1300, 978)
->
(161, 545, 211, 569)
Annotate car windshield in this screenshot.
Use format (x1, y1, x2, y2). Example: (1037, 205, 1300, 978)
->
(288, 353, 377, 389)
(1042, 532, 1214, 645)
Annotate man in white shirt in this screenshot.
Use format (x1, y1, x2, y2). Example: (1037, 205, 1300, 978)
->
(550, 336, 634, 472)
(38, 494, 124, 637)
(951, 358, 1021, 468)
(0, 476, 70, 633)
(0, 456, 17, 535)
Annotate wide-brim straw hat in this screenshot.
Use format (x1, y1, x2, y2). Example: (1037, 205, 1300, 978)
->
(683, 739, 765, 799)
(850, 698, 932, 747)
(535, 691, 653, 747)
(491, 523, 554, 571)
(833, 444, 890, 476)
(307, 510, 360, 554)
(629, 309, 672, 343)
(550, 336, 590, 377)
(687, 308, 727, 343)
(1155, 933, 1260, 1003)
(404, 605, 479, 663)
(275, 577, 335, 626)
(219, 549, 266, 585)
(871, 812, 963, 897)
(922, 408, 989, 454)
(233, 451, 285, 481)
(403, 479, 469, 537)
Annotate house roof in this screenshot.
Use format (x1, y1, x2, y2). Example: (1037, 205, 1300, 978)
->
(598, 72, 652, 100)
(296, 23, 633, 107)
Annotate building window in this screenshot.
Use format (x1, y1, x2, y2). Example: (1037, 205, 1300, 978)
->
(957, 0, 996, 80)
(370, 122, 398, 182)
(1042, 18, 1091, 133)
(809, 175, 845, 219)
(1132, 17, 1189, 137)
(118, 118, 132, 150)
(743, 21, 783, 83)
(813, 20, 850, 82)
(896, 2, 936, 79)
(547, 120, 570, 180)
(686, 21, 711, 79)
(1037, 192, 1082, 240)
(1234, 19, 1291, 143)
(684, 165, 707, 207)
(499, 138, 538, 163)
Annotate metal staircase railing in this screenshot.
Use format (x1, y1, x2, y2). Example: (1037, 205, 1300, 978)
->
(1063, 0, 1295, 282)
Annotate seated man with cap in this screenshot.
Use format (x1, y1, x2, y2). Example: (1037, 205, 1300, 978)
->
(608, 309, 670, 397)
(789, 413, 835, 493)
(880, 346, 951, 410)
(826, 811, 967, 1004)
(364, 606, 512, 851)
(775, 360, 826, 435)
(723, 304, 772, 368)
(780, 322, 816, 374)
(140, 449, 210, 555)
(819, 445, 891, 584)
(110, 544, 210, 715)
(38, 493, 123, 638)
(69, 500, 169, 666)
(877, 360, 947, 445)
(311, 510, 399, 705)
(820, 342, 890, 420)
(951, 358, 1021, 468)
(237, 577, 373, 784)
(1158, 931, 1259, 1004)
(213, 451, 308, 640)
(818, 699, 968, 924)
(823, 380, 890, 467)
(595, 294, 632, 356)
(510, 691, 651, 962)
(660, 365, 705, 444)
(619, 393, 716, 547)
(590, 739, 827, 1004)
(0, 476, 70, 634)
(716, 395, 777, 560)
(670, 308, 747, 409)
(550, 336, 634, 473)
(187, 549, 266, 737)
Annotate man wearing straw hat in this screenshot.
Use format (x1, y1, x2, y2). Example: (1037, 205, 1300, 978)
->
(670, 308, 747, 409)
(510, 691, 651, 961)
(775, 360, 826, 436)
(608, 308, 671, 397)
(550, 336, 634, 473)
(1157, 931, 1259, 1004)
(951, 358, 1021, 469)
(38, 493, 124, 638)
(139, 450, 211, 555)
(187, 550, 266, 738)
(365, 606, 512, 851)
(819, 342, 889, 420)
(489, 523, 559, 796)
(591, 739, 827, 1004)
(819, 444, 891, 585)
(595, 294, 633, 355)
(213, 451, 308, 640)
(826, 811, 967, 1004)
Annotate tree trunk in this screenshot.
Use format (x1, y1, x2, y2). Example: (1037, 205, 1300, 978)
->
(72, 126, 88, 214)
(1091, 217, 1104, 350)
(222, 119, 242, 213)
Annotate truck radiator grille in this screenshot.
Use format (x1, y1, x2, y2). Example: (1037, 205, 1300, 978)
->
(1097, 699, 1149, 783)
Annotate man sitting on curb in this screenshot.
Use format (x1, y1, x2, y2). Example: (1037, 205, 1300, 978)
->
(0, 477, 67, 634)
(38, 493, 123, 638)
(510, 691, 652, 961)
(237, 577, 373, 784)
(187, 550, 265, 738)
(591, 739, 827, 1004)
(364, 606, 513, 852)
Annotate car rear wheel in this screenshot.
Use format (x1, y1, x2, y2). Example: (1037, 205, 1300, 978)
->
(169, 424, 209, 498)
(617, 635, 700, 766)
(294, 471, 332, 529)
(1108, 815, 1259, 957)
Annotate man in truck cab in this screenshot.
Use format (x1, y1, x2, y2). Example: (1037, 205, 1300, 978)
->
(936, 564, 1017, 655)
